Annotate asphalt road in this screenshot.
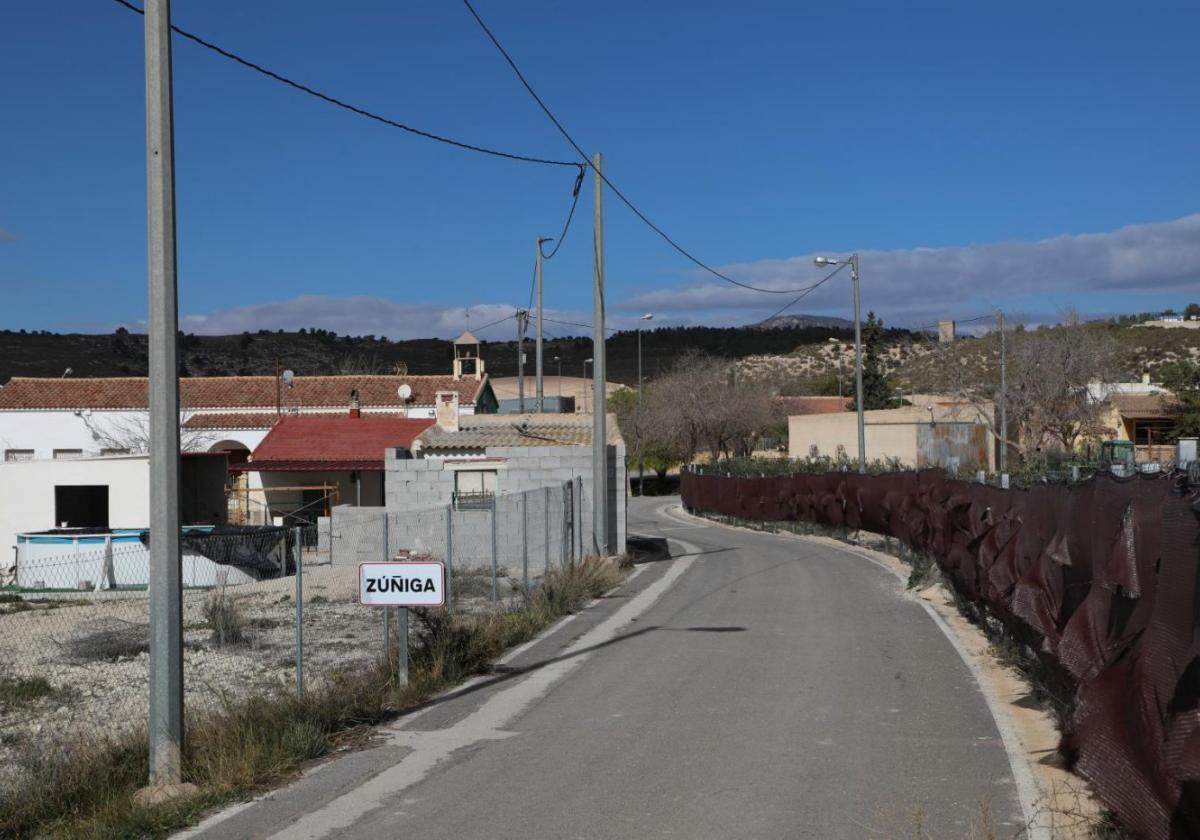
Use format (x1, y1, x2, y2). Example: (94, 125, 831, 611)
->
(185, 496, 1024, 840)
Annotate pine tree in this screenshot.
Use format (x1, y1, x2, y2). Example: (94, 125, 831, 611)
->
(850, 311, 893, 411)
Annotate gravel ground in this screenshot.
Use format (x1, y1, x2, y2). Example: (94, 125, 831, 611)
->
(0, 563, 525, 781)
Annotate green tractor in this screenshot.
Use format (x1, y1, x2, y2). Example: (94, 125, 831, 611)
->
(1099, 439, 1136, 476)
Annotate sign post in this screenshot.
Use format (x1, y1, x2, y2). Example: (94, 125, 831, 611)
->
(360, 561, 446, 687)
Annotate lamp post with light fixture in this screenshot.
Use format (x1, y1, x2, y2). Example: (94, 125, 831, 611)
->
(814, 253, 865, 473)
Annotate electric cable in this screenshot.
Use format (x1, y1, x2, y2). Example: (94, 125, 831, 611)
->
(111, 0, 580, 168)
(758, 261, 850, 323)
(461, 0, 826, 296)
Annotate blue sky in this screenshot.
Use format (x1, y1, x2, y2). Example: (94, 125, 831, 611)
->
(2, 0, 1199, 340)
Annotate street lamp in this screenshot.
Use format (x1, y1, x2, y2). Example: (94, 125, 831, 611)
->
(583, 358, 593, 413)
(814, 254, 865, 473)
(637, 313, 654, 495)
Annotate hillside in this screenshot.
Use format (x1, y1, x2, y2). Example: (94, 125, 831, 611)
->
(736, 322, 1200, 396)
(0, 323, 861, 387)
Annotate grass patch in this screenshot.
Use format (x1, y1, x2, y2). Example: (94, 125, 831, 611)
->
(0, 557, 623, 839)
(203, 589, 248, 647)
(0, 593, 24, 604)
(0, 675, 57, 707)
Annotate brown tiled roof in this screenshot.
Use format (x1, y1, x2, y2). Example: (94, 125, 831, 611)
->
(0, 375, 488, 410)
(1109, 393, 1178, 420)
(235, 415, 434, 472)
(418, 413, 623, 451)
(182, 413, 278, 430)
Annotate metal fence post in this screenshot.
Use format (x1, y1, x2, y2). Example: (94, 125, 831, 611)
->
(397, 606, 409, 687)
(382, 511, 391, 662)
(576, 476, 584, 562)
(490, 497, 499, 602)
(521, 492, 529, 591)
(293, 526, 303, 696)
(445, 505, 454, 612)
(544, 485, 551, 578)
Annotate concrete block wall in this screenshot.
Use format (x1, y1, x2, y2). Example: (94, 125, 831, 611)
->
(325, 443, 627, 571)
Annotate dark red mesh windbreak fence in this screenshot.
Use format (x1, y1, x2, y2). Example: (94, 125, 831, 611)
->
(681, 469, 1200, 840)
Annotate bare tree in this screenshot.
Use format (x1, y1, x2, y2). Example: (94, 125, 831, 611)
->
(922, 320, 1118, 461)
(81, 410, 215, 454)
(641, 352, 779, 463)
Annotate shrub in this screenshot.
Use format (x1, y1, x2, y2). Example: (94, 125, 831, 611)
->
(203, 589, 247, 647)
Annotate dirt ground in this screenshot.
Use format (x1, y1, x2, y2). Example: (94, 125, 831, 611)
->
(0, 562, 524, 782)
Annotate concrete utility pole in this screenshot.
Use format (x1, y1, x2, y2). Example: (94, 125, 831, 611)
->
(850, 254, 865, 473)
(591, 152, 608, 556)
(998, 310, 1008, 474)
(814, 254, 865, 472)
(535, 239, 547, 413)
(516, 310, 528, 413)
(144, 0, 184, 787)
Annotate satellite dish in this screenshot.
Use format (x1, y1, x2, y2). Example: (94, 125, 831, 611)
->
(398, 384, 413, 401)
(281, 369, 295, 386)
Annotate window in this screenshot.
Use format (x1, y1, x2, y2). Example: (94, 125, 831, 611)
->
(454, 470, 497, 510)
(54, 485, 109, 529)
(53, 449, 84, 460)
(100, 448, 130, 456)
(3, 449, 34, 462)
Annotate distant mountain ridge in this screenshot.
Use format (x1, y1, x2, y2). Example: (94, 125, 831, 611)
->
(752, 314, 854, 330)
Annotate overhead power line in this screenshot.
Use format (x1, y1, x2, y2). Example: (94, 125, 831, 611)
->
(111, 0, 580, 168)
(759, 262, 850, 322)
(461, 0, 823, 296)
(539, 165, 586, 262)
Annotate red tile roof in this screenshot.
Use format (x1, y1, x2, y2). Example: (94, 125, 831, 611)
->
(0, 375, 488, 410)
(237, 415, 434, 472)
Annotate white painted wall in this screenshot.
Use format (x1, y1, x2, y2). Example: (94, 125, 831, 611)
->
(0, 455, 151, 556)
(0, 409, 267, 461)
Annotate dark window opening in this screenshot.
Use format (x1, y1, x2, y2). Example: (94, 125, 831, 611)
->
(55, 485, 110, 529)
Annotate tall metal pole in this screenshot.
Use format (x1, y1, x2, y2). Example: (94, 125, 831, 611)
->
(516, 310, 527, 413)
(144, 0, 184, 787)
(535, 240, 545, 413)
(998, 310, 1008, 474)
(591, 152, 608, 555)
(851, 254, 866, 474)
(637, 325, 645, 496)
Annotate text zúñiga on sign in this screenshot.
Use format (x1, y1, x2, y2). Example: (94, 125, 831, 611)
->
(359, 561, 446, 608)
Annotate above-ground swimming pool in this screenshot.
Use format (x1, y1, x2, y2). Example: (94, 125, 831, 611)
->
(12, 526, 260, 590)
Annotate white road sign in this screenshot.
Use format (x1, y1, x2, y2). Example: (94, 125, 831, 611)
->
(359, 561, 446, 607)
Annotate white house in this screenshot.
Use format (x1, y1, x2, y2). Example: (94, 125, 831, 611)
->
(0, 452, 231, 586)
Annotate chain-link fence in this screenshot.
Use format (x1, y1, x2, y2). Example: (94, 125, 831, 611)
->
(0, 480, 580, 789)
(0, 527, 304, 785)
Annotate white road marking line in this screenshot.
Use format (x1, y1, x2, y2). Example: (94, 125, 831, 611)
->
(270, 554, 697, 840)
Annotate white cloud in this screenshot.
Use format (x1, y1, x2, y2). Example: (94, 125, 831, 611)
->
(618, 214, 1200, 326)
(175, 296, 660, 339)
(169, 215, 1200, 337)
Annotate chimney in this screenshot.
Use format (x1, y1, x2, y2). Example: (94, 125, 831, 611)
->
(937, 320, 956, 344)
(434, 391, 459, 432)
(1142, 370, 1151, 386)
(349, 388, 361, 419)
